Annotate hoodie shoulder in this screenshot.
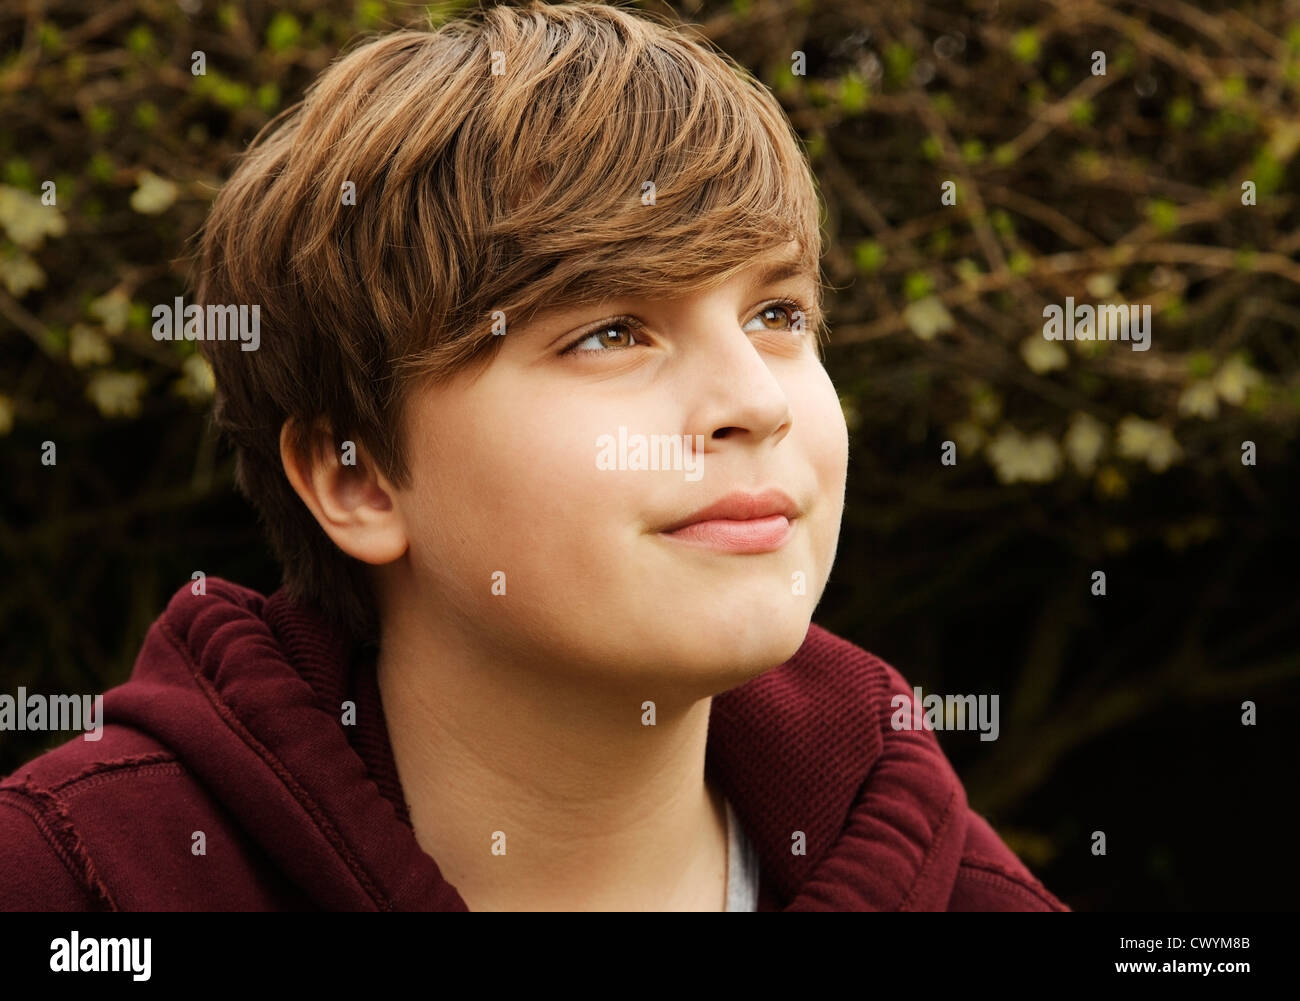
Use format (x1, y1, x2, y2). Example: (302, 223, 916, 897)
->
(0, 717, 315, 911)
(0, 724, 180, 910)
(791, 624, 1069, 912)
(0, 786, 99, 910)
(951, 810, 1069, 911)
(870, 650, 1069, 911)
(3, 578, 451, 912)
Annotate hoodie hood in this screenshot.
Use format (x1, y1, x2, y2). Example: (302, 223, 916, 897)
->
(81, 578, 991, 910)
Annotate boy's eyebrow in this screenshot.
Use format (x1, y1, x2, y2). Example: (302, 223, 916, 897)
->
(747, 256, 815, 290)
(517, 255, 817, 342)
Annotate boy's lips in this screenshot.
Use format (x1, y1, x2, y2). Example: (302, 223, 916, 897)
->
(656, 487, 800, 533)
(658, 514, 795, 553)
(655, 488, 800, 554)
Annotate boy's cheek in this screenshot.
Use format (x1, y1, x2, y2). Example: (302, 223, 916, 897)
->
(795, 378, 850, 476)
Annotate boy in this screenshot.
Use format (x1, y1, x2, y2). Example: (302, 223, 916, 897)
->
(0, 1, 1067, 911)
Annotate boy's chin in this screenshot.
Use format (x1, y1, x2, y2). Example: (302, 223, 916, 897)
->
(721, 616, 812, 674)
(635, 610, 813, 683)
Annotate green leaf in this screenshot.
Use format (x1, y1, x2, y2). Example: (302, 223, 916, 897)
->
(1186, 351, 1215, 379)
(1146, 199, 1179, 234)
(1244, 383, 1271, 416)
(1221, 74, 1247, 100)
(1011, 29, 1040, 64)
(954, 258, 981, 284)
(37, 22, 63, 52)
(356, 0, 386, 28)
(208, 77, 251, 109)
(256, 82, 281, 114)
(903, 271, 934, 301)
(4, 157, 34, 189)
(884, 43, 914, 87)
(133, 101, 160, 130)
(84, 106, 114, 134)
(1069, 99, 1095, 126)
(1166, 96, 1194, 128)
(126, 24, 155, 57)
(769, 61, 797, 94)
(128, 302, 151, 332)
(1251, 150, 1284, 196)
(854, 240, 886, 274)
(266, 12, 302, 52)
(838, 74, 869, 114)
(64, 52, 86, 83)
(88, 152, 115, 183)
(43, 324, 69, 353)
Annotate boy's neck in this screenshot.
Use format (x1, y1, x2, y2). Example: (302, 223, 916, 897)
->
(374, 612, 730, 911)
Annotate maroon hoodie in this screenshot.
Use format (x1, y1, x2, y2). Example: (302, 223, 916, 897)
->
(0, 578, 1068, 911)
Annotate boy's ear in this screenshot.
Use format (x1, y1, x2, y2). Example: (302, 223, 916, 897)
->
(279, 419, 408, 566)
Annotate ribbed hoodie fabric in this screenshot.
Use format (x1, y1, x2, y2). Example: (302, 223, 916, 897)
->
(0, 578, 1068, 912)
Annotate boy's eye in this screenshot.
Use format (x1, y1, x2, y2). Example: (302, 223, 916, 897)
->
(557, 298, 808, 356)
(746, 300, 805, 333)
(560, 322, 644, 355)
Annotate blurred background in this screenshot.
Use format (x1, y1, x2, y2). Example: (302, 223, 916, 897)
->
(2, 0, 1298, 910)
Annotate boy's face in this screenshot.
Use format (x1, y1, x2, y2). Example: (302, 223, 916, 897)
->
(386, 242, 849, 694)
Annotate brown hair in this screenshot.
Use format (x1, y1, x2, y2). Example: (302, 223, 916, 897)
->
(192, 0, 827, 646)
